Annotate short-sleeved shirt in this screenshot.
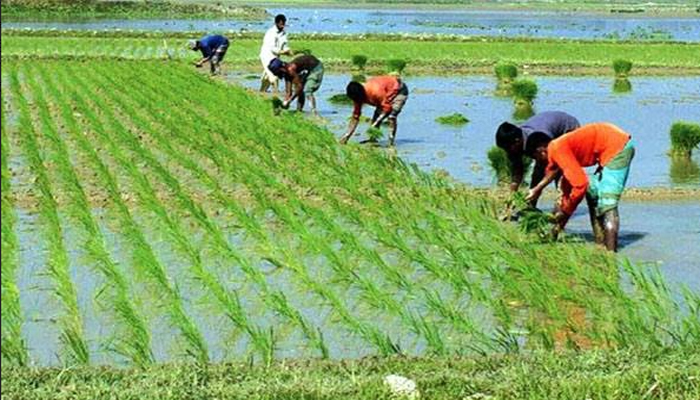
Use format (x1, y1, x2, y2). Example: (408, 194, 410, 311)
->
(352, 76, 402, 117)
(199, 35, 228, 58)
(520, 111, 581, 157)
(260, 26, 289, 66)
(288, 55, 320, 78)
(546, 123, 631, 216)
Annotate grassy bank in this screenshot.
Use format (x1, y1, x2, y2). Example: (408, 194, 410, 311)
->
(1, 1, 267, 21)
(2, 32, 700, 75)
(2, 347, 699, 399)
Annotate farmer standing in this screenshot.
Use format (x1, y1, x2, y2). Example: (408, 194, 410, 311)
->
(189, 34, 229, 75)
(268, 55, 324, 114)
(339, 75, 409, 147)
(495, 111, 580, 206)
(260, 14, 293, 93)
(525, 123, 635, 251)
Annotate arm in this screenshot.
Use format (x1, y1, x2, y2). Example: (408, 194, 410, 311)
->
(509, 154, 524, 192)
(195, 46, 213, 66)
(526, 165, 560, 204)
(339, 102, 362, 144)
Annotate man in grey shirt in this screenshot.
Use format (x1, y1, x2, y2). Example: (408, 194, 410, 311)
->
(495, 111, 580, 206)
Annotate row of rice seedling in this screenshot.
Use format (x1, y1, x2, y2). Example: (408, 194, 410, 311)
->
(27, 63, 209, 363)
(8, 71, 90, 365)
(23, 65, 153, 366)
(1, 87, 28, 366)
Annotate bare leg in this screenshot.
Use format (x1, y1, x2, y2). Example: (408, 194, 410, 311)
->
(260, 74, 270, 92)
(388, 117, 397, 147)
(586, 193, 604, 245)
(309, 95, 317, 115)
(602, 208, 620, 252)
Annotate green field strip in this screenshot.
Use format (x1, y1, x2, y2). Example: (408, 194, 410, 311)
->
(1, 86, 29, 366)
(8, 70, 90, 365)
(25, 63, 154, 366)
(2, 35, 700, 73)
(41, 64, 209, 363)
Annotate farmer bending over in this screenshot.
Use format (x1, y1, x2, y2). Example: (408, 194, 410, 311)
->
(339, 75, 409, 147)
(268, 55, 324, 114)
(495, 111, 580, 207)
(526, 123, 635, 251)
(189, 34, 229, 75)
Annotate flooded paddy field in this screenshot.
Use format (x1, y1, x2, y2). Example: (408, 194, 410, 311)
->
(3, 7, 699, 41)
(233, 73, 700, 188)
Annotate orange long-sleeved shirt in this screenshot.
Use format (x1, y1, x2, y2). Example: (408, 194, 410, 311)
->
(546, 123, 631, 216)
(352, 76, 401, 117)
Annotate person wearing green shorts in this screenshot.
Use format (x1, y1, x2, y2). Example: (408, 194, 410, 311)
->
(268, 55, 324, 115)
(525, 123, 635, 251)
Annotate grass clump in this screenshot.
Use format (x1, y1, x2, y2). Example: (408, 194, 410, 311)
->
(366, 127, 384, 142)
(512, 79, 538, 103)
(351, 54, 368, 71)
(487, 146, 532, 184)
(435, 113, 470, 126)
(328, 93, 353, 105)
(386, 59, 407, 74)
(613, 59, 633, 78)
(669, 121, 700, 157)
(494, 62, 518, 83)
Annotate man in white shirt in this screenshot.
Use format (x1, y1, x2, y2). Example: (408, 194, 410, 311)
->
(260, 14, 293, 93)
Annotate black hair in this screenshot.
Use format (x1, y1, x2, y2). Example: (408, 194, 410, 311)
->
(346, 81, 366, 102)
(275, 14, 286, 24)
(524, 132, 551, 156)
(268, 58, 287, 78)
(495, 122, 523, 151)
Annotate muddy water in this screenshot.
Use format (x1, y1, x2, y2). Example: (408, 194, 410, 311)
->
(4, 8, 699, 41)
(233, 73, 700, 188)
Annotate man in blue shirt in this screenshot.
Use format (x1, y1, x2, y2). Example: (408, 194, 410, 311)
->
(495, 111, 580, 205)
(189, 34, 229, 75)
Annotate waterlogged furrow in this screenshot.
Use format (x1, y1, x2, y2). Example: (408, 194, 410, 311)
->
(1, 87, 28, 366)
(8, 70, 89, 365)
(44, 66, 208, 363)
(77, 64, 330, 358)
(59, 63, 277, 362)
(26, 63, 153, 366)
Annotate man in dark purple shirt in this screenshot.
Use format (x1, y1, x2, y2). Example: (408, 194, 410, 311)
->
(189, 34, 229, 75)
(495, 111, 580, 204)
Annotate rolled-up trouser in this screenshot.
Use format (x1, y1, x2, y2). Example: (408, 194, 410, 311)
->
(260, 56, 279, 85)
(587, 139, 635, 216)
(389, 82, 409, 117)
(303, 62, 324, 96)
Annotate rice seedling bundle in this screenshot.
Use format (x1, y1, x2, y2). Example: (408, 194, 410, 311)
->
(435, 113, 470, 126)
(351, 54, 368, 70)
(494, 62, 518, 83)
(669, 121, 700, 157)
(612, 59, 633, 78)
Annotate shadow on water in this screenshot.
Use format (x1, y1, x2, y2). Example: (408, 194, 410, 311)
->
(568, 230, 648, 250)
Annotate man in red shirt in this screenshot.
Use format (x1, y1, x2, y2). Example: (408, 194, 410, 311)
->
(526, 123, 635, 251)
(339, 75, 409, 147)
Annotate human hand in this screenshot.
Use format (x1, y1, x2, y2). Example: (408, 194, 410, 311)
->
(281, 100, 290, 109)
(525, 188, 540, 203)
(195, 62, 203, 68)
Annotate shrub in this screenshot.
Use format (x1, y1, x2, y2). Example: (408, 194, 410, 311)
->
(512, 79, 538, 102)
(613, 59, 633, 77)
(494, 62, 518, 82)
(435, 113, 469, 125)
(351, 54, 368, 70)
(386, 59, 407, 74)
(669, 121, 700, 157)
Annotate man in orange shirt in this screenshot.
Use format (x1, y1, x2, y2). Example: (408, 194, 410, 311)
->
(526, 123, 635, 251)
(339, 75, 409, 147)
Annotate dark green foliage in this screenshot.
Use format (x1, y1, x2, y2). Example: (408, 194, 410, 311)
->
(613, 78, 632, 93)
(328, 93, 353, 104)
(386, 59, 407, 74)
(351, 54, 368, 70)
(435, 113, 470, 125)
(670, 121, 700, 157)
(613, 59, 633, 77)
(494, 62, 518, 82)
(488, 146, 533, 184)
(367, 127, 384, 142)
(511, 79, 538, 102)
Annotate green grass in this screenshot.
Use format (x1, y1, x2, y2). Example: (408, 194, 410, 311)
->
(669, 121, 700, 157)
(2, 347, 698, 399)
(494, 61, 518, 82)
(511, 79, 538, 102)
(435, 112, 470, 125)
(4, 32, 699, 74)
(351, 54, 368, 70)
(613, 59, 633, 77)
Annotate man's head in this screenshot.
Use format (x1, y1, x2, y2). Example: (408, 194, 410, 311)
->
(525, 132, 551, 163)
(188, 40, 199, 51)
(495, 121, 524, 155)
(268, 58, 288, 78)
(275, 14, 286, 32)
(346, 81, 366, 103)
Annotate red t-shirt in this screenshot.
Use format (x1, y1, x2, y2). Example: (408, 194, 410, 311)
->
(546, 123, 630, 216)
(352, 76, 402, 117)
